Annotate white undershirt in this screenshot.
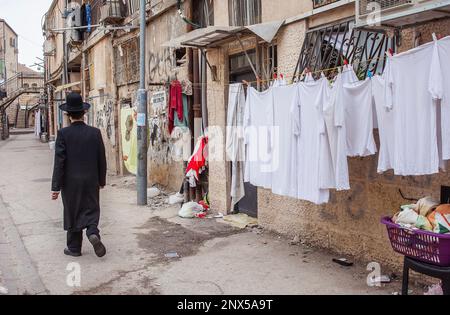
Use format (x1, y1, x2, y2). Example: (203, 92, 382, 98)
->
(385, 41, 441, 175)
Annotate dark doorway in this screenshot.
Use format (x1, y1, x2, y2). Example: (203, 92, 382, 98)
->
(229, 59, 258, 218)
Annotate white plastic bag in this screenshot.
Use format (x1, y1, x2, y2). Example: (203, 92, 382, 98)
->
(178, 202, 204, 218)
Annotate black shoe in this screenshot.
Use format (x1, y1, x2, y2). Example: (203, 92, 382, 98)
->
(88, 234, 106, 257)
(64, 248, 82, 257)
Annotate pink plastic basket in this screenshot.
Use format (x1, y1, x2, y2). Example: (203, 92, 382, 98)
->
(381, 216, 450, 267)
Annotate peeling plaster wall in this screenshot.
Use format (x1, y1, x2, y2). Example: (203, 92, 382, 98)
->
(88, 37, 119, 175)
(145, 5, 190, 191)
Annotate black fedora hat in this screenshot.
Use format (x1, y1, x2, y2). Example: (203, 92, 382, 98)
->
(59, 92, 91, 112)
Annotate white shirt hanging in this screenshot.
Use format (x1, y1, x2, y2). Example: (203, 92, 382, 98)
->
(323, 65, 360, 190)
(385, 41, 442, 176)
(431, 36, 450, 160)
(244, 86, 274, 189)
(292, 76, 331, 204)
(271, 84, 299, 198)
(372, 74, 396, 173)
(341, 78, 377, 157)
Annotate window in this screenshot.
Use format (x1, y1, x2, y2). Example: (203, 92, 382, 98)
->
(293, 20, 395, 80)
(313, 0, 340, 9)
(127, 0, 151, 16)
(193, 0, 214, 27)
(32, 83, 38, 88)
(114, 38, 139, 86)
(9, 37, 16, 48)
(23, 83, 29, 89)
(228, 0, 261, 26)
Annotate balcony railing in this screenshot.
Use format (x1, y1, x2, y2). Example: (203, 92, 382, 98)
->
(313, 0, 341, 9)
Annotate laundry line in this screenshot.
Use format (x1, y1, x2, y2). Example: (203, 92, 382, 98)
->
(150, 55, 388, 93)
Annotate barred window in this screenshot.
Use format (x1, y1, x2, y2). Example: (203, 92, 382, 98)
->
(114, 38, 140, 86)
(228, 0, 261, 26)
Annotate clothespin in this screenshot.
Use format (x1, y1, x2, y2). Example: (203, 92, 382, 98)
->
(432, 32, 438, 42)
(367, 70, 373, 78)
(343, 59, 349, 66)
(273, 73, 278, 79)
(280, 74, 284, 80)
(242, 80, 250, 87)
(386, 48, 394, 57)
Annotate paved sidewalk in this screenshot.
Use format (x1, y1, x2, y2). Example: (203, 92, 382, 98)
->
(0, 133, 417, 295)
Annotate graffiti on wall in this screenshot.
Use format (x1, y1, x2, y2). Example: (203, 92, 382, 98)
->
(95, 98, 115, 145)
(148, 48, 177, 83)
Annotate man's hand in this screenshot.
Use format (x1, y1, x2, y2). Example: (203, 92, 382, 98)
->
(51, 191, 60, 200)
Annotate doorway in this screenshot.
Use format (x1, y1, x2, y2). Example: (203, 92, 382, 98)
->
(229, 54, 258, 218)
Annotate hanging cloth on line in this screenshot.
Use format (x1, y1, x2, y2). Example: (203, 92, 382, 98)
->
(226, 83, 246, 211)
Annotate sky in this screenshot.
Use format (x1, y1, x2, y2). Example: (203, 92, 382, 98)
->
(0, 0, 54, 71)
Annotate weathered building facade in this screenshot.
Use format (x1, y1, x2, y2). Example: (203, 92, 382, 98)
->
(42, 0, 450, 272)
(0, 18, 19, 138)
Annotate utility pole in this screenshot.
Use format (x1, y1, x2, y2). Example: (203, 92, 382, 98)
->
(137, 0, 148, 206)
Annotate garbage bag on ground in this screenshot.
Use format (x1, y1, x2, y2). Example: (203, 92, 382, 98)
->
(178, 201, 204, 218)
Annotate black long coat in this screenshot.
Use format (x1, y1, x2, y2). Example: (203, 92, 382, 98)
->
(51, 121, 107, 232)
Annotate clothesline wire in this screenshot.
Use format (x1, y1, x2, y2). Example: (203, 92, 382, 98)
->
(162, 55, 388, 92)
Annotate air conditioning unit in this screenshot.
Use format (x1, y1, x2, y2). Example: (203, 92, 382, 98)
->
(67, 6, 82, 44)
(358, 0, 415, 17)
(100, 1, 125, 24)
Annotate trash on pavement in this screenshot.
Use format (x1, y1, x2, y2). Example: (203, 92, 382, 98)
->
(214, 213, 224, 218)
(178, 201, 204, 218)
(222, 213, 258, 229)
(369, 275, 391, 285)
(147, 187, 161, 198)
(332, 258, 354, 267)
(164, 252, 179, 258)
(168, 192, 184, 205)
(424, 282, 443, 295)
(289, 235, 300, 245)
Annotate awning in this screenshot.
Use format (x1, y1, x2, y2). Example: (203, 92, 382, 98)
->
(54, 81, 81, 93)
(163, 20, 285, 48)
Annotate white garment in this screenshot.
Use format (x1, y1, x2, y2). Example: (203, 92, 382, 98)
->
(244, 86, 274, 189)
(342, 79, 377, 157)
(226, 83, 246, 211)
(271, 84, 298, 198)
(323, 65, 359, 190)
(433, 36, 450, 160)
(372, 74, 396, 173)
(385, 41, 442, 175)
(292, 77, 331, 204)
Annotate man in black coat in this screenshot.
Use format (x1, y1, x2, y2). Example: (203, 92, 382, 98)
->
(51, 92, 107, 258)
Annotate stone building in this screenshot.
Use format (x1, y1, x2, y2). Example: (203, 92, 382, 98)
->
(43, 0, 450, 271)
(43, 0, 200, 188)
(0, 18, 19, 139)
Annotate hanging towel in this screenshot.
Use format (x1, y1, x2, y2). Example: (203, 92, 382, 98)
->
(168, 80, 183, 134)
(226, 83, 246, 212)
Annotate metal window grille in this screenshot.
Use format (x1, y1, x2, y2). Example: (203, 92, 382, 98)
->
(228, 0, 261, 26)
(293, 20, 395, 80)
(114, 38, 140, 86)
(313, 0, 340, 9)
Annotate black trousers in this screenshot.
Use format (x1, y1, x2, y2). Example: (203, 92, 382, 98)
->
(67, 225, 100, 253)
